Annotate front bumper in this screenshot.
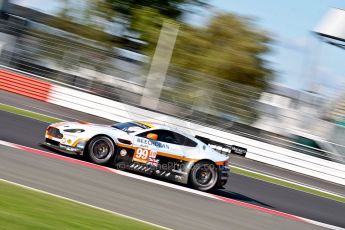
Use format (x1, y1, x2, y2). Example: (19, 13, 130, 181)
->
(42, 138, 84, 155)
(217, 165, 230, 187)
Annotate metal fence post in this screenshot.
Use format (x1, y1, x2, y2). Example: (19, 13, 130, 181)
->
(140, 21, 179, 110)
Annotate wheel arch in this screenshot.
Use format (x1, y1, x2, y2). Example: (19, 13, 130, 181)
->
(192, 158, 217, 166)
(187, 158, 218, 183)
(84, 134, 117, 155)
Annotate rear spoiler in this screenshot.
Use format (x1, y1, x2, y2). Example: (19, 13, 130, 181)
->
(195, 135, 247, 157)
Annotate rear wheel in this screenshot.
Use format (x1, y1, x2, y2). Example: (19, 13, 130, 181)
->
(189, 161, 218, 191)
(87, 136, 115, 165)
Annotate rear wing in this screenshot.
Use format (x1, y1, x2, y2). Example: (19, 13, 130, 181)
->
(195, 136, 247, 157)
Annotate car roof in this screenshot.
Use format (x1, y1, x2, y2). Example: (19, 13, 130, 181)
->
(137, 121, 171, 130)
(136, 121, 196, 139)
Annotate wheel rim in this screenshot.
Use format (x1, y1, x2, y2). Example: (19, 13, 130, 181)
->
(193, 164, 216, 187)
(91, 140, 110, 159)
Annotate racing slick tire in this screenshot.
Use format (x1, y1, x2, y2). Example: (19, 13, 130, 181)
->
(87, 136, 115, 165)
(189, 161, 218, 191)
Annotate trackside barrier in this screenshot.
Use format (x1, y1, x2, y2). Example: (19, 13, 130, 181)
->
(0, 69, 52, 101)
(1, 68, 345, 185)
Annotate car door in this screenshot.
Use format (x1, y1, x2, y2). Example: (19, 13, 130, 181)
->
(132, 129, 185, 166)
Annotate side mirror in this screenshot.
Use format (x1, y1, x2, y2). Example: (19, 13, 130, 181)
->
(146, 133, 158, 141)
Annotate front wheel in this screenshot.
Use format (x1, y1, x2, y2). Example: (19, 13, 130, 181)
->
(87, 136, 115, 165)
(189, 161, 218, 191)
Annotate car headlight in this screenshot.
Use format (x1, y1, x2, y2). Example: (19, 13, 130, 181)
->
(63, 129, 85, 133)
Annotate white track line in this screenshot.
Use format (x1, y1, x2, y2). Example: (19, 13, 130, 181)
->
(300, 218, 345, 230)
(0, 178, 172, 230)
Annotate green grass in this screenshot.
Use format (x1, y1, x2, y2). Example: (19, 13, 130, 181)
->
(0, 103, 62, 123)
(0, 180, 163, 230)
(231, 166, 345, 204)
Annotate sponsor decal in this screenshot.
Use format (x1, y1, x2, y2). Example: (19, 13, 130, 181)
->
(230, 145, 247, 156)
(136, 138, 170, 150)
(148, 157, 159, 166)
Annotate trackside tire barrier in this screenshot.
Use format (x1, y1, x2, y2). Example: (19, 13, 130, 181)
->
(1, 68, 345, 185)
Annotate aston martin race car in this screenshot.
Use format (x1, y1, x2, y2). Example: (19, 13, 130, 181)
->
(42, 121, 229, 191)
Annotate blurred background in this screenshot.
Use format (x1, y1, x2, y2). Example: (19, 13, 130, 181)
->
(0, 0, 345, 163)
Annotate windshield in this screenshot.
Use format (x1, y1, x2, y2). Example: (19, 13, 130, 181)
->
(112, 122, 150, 133)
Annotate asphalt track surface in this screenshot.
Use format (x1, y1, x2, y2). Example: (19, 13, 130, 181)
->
(0, 144, 326, 230)
(1, 109, 345, 228)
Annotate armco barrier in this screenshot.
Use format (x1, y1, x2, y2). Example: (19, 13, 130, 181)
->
(1, 68, 345, 185)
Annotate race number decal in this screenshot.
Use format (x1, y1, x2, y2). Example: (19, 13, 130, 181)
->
(133, 148, 157, 163)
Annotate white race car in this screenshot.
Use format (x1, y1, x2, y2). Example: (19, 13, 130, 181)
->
(43, 121, 229, 191)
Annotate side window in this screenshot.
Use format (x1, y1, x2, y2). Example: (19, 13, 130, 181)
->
(136, 130, 197, 147)
(136, 130, 178, 144)
(136, 130, 156, 138)
(158, 130, 180, 144)
(177, 133, 198, 147)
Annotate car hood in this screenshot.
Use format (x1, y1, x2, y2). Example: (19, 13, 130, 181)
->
(53, 121, 110, 129)
(53, 122, 127, 136)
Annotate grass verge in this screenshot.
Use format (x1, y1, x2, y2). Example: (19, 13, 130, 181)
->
(0, 180, 163, 230)
(231, 166, 345, 204)
(0, 103, 62, 123)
